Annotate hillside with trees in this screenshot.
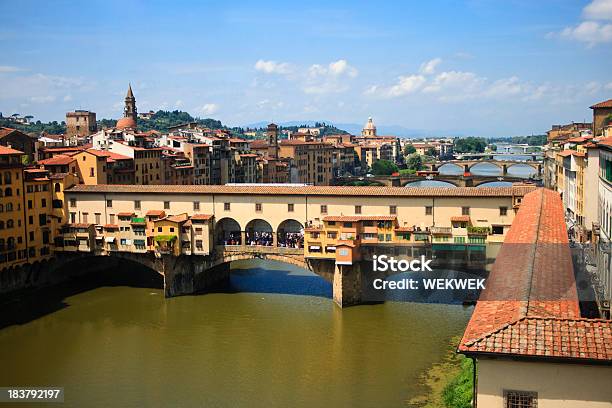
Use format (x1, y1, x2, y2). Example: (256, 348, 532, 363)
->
(453, 137, 487, 153)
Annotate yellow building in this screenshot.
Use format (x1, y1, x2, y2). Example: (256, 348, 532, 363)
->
(72, 150, 108, 185)
(0, 146, 27, 270)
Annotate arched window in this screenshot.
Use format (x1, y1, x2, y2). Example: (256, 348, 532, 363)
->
(4, 187, 12, 197)
(0, 221, 4, 229)
(5, 203, 12, 212)
(0, 204, 3, 212)
(4, 172, 11, 184)
(7, 237, 15, 249)
(54, 183, 61, 192)
(6, 220, 14, 229)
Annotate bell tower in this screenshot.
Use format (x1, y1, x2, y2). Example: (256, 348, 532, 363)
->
(267, 123, 279, 158)
(124, 83, 137, 120)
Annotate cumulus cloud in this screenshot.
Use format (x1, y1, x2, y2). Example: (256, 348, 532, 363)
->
(550, 0, 612, 45)
(419, 58, 442, 75)
(303, 59, 358, 94)
(364, 60, 578, 103)
(254, 59, 293, 75)
(583, 0, 612, 20)
(558, 21, 612, 45)
(195, 103, 219, 115)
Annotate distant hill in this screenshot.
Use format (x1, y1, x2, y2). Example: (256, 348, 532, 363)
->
(0, 117, 66, 135)
(102, 110, 231, 133)
(243, 120, 349, 136)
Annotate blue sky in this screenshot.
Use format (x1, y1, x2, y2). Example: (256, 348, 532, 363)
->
(0, 0, 611, 136)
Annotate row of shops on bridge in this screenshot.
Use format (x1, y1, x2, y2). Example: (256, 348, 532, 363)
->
(55, 211, 510, 263)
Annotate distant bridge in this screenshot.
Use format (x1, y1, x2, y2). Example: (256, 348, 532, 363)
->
(337, 173, 539, 188)
(430, 160, 542, 176)
(453, 152, 543, 160)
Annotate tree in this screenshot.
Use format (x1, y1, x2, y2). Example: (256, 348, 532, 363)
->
(404, 144, 416, 155)
(406, 153, 423, 171)
(454, 137, 487, 153)
(490, 144, 498, 152)
(426, 147, 437, 156)
(371, 159, 399, 175)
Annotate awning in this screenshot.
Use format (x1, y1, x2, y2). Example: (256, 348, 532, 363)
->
(105, 237, 116, 243)
(309, 246, 321, 250)
(326, 246, 337, 251)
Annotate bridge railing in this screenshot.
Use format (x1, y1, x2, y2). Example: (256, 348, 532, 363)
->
(216, 245, 303, 256)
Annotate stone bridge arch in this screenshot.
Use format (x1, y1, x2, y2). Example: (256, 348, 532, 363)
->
(216, 217, 242, 245)
(276, 219, 304, 248)
(401, 179, 460, 187)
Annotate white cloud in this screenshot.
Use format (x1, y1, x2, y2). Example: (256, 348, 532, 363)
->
(175, 99, 183, 108)
(29, 95, 56, 103)
(63, 95, 73, 102)
(583, 0, 612, 20)
(308, 59, 358, 78)
(551, 1, 612, 45)
(605, 82, 612, 90)
(419, 58, 442, 75)
(195, 103, 219, 116)
(484, 76, 525, 97)
(558, 21, 612, 45)
(303, 59, 358, 94)
(423, 71, 484, 99)
(387, 75, 427, 97)
(254, 60, 293, 75)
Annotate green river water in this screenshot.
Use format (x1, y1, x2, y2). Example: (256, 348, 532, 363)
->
(0, 260, 472, 408)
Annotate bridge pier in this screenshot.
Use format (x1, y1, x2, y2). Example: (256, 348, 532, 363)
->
(333, 263, 363, 307)
(502, 164, 508, 176)
(162, 255, 230, 297)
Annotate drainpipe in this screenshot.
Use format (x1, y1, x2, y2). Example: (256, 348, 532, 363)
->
(471, 356, 477, 408)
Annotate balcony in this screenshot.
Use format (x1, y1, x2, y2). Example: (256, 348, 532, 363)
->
(431, 226, 452, 235)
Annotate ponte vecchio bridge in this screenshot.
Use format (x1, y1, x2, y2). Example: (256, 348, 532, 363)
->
(20, 184, 536, 307)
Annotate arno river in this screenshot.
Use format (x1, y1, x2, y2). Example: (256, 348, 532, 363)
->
(0, 260, 472, 407)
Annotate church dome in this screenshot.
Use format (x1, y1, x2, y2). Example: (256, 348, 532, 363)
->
(364, 117, 376, 131)
(116, 116, 136, 130)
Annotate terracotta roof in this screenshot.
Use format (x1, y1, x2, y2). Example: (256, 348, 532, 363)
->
(461, 316, 612, 363)
(323, 215, 397, 222)
(66, 184, 537, 198)
(87, 149, 132, 161)
(0, 145, 24, 155)
(450, 216, 471, 222)
(190, 214, 213, 221)
(164, 215, 188, 223)
(457, 189, 601, 362)
(38, 154, 75, 166)
(117, 212, 135, 217)
(146, 210, 165, 217)
(103, 224, 119, 229)
(590, 99, 612, 109)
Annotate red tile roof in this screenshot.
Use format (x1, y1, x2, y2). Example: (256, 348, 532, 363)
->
(117, 212, 135, 217)
(0, 145, 24, 155)
(450, 216, 471, 222)
(457, 189, 611, 363)
(146, 210, 165, 217)
(590, 99, 612, 109)
(66, 184, 537, 198)
(461, 316, 612, 363)
(103, 224, 119, 229)
(190, 214, 214, 221)
(38, 154, 75, 166)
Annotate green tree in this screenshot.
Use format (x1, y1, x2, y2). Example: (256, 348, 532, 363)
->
(454, 137, 487, 153)
(406, 153, 423, 171)
(371, 159, 399, 175)
(404, 144, 416, 155)
(426, 147, 437, 156)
